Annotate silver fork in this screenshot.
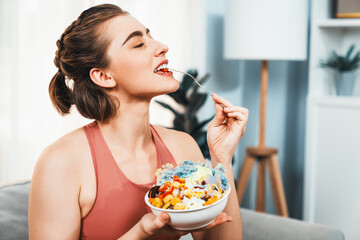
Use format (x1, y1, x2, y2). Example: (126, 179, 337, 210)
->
(168, 68, 213, 97)
(168, 68, 225, 109)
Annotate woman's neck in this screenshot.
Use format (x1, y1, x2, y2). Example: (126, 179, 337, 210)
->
(97, 99, 153, 152)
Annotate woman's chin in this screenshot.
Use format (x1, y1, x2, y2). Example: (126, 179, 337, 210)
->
(168, 80, 180, 92)
(158, 80, 180, 95)
(141, 80, 180, 98)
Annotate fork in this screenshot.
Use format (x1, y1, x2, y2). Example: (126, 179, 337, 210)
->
(168, 68, 225, 109)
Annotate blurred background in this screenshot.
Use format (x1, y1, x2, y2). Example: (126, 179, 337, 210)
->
(1, 0, 360, 239)
(0, 0, 308, 218)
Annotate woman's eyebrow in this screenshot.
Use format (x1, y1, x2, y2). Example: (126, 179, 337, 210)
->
(122, 28, 150, 46)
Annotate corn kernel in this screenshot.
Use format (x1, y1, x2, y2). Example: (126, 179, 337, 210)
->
(170, 197, 181, 206)
(152, 197, 164, 208)
(184, 190, 194, 198)
(163, 194, 174, 203)
(154, 202, 163, 208)
(163, 202, 171, 209)
(174, 203, 186, 210)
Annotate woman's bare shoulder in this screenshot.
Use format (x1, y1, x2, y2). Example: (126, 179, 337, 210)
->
(44, 127, 88, 159)
(29, 128, 88, 237)
(33, 127, 89, 180)
(151, 125, 205, 164)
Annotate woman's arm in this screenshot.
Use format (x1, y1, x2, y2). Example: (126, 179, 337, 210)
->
(29, 143, 82, 240)
(195, 93, 248, 240)
(183, 137, 242, 240)
(195, 162, 242, 240)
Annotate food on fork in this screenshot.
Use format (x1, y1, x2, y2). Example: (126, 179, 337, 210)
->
(147, 161, 229, 210)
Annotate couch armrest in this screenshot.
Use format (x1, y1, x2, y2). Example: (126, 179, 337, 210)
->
(241, 208, 345, 240)
(0, 180, 31, 240)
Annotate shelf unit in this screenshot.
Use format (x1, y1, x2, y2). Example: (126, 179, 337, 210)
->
(304, 1, 360, 240)
(308, 1, 360, 98)
(317, 19, 360, 28)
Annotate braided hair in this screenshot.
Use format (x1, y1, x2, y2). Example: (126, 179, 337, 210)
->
(49, 4, 127, 121)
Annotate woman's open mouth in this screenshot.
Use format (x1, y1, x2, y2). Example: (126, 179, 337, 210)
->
(154, 63, 173, 76)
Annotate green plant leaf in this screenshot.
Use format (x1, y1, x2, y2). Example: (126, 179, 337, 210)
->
(189, 92, 207, 115)
(196, 131, 211, 159)
(173, 114, 186, 132)
(195, 131, 207, 147)
(188, 116, 198, 135)
(200, 145, 210, 159)
(331, 50, 338, 59)
(346, 44, 355, 59)
(349, 52, 360, 70)
(321, 45, 360, 72)
(168, 90, 188, 105)
(192, 115, 214, 137)
(155, 100, 178, 115)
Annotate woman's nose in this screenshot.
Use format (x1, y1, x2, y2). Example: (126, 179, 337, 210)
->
(154, 41, 169, 56)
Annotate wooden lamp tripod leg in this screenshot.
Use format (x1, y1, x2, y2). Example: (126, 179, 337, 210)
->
(268, 153, 289, 217)
(237, 155, 256, 204)
(256, 159, 266, 212)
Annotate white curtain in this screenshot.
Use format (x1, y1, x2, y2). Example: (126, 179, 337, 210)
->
(0, 0, 206, 182)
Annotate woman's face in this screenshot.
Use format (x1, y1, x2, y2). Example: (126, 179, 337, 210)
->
(103, 15, 179, 99)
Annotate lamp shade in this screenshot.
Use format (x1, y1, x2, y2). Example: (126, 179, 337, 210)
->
(224, 0, 308, 60)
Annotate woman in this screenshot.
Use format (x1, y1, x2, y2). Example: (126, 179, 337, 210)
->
(29, 4, 248, 240)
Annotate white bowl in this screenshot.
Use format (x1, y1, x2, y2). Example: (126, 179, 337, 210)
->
(144, 187, 231, 230)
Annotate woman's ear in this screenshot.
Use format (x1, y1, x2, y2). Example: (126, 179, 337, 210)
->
(89, 68, 116, 88)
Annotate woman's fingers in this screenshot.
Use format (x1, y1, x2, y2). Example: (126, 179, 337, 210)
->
(212, 93, 233, 108)
(224, 107, 249, 122)
(201, 212, 232, 230)
(223, 106, 249, 117)
(150, 212, 170, 232)
(209, 102, 227, 127)
(212, 94, 249, 121)
(226, 111, 247, 121)
(140, 212, 190, 238)
(139, 212, 171, 237)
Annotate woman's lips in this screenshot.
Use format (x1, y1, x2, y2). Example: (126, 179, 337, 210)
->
(155, 69, 173, 76)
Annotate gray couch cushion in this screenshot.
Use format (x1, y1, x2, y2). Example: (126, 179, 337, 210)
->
(241, 208, 345, 240)
(0, 180, 30, 240)
(0, 180, 345, 240)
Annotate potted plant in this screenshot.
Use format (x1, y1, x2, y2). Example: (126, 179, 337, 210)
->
(320, 44, 360, 96)
(155, 69, 213, 159)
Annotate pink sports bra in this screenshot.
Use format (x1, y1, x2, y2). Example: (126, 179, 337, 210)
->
(81, 121, 179, 240)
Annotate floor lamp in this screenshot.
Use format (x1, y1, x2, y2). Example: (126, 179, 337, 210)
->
(224, 0, 308, 217)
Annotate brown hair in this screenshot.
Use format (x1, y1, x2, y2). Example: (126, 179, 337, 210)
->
(49, 4, 127, 121)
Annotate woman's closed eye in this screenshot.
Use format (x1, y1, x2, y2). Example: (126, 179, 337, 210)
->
(134, 42, 144, 48)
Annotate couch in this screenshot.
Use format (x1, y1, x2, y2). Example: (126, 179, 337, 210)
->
(0, 180, 345, 240)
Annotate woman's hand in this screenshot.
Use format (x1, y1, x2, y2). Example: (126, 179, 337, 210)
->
(134, 211, 232, 239)
(207, 93, 249, 165)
